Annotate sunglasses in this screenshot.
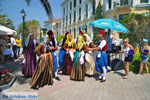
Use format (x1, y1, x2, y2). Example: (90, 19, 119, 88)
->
(124, 41, 127, 43)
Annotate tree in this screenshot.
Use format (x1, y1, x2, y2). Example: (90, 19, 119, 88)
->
(18, 20, 41, 40)
(0, 14, 15, 30)
(25, 0, 53, 20)
(93, 1, 104, 43)
(120, 13, 150, 46)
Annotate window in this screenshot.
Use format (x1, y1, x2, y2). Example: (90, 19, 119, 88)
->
(74, 28, 76, 39)
(78, 26, 81, 32)
(74, 11, 76, 22)
(70, 13, 72, 24)
(63, 7, 65, 14)
(120, 0, 128, 6)
(66, 5, 68, 12)
(79, 8, 81, 21)
(69, 29, 71, 34)
(79, 0, 82, 4)
(108, 0, 112, 9)
(92, 0, 96, 15)
(74, 0, 76, 7)
(141, 0, 148, 3)
(66, 16, 68, 25)
(63, 17, 65, 26)
(85, 4, 88, 18)
(84, 25, 87, 32)
(70, 2, 72, 10)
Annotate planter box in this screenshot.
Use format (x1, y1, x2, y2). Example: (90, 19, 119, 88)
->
(0, 73, 16, 91)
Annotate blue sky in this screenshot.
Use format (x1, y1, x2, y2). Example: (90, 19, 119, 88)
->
(0, 0, 63, 29)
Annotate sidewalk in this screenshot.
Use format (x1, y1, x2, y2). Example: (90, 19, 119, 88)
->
(0, 55, 150, 100)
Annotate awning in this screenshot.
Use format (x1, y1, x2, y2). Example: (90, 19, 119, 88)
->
(0, 25, 17, 35)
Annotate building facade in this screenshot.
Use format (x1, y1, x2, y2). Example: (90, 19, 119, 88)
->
(104, 0, 150, 39)
(44, 18, 62, 37)
(60, 0, 104, 39)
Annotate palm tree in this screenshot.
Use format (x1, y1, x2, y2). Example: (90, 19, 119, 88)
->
(0, 14, 15, 30)
(25, 0, 53, 20)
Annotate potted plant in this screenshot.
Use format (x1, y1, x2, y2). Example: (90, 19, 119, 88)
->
(0, 69, 16, 91)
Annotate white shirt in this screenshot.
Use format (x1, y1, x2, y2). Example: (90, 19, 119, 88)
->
(123, 47, 130, 57)
(98, 40, 106, 50)
(10, 37, 16, 46)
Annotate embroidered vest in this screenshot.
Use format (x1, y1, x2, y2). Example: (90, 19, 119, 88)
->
(98, 38, 108, 51)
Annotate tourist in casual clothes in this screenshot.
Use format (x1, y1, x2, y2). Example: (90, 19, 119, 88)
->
(23, 33, 38, 77)
(46, 30, 61, 81)
(9, 35, 17, 59)
(16, 37, 22, 56)
(83, 34, 96, 76)
(29, 38, 53, 89)
(62, 34, 76, 75)
(58, 32, 69, 70)
(88, 30, 108, 82)
(121, 38, 134, 79)
(136, 39, 149, 77)
(70, 35, 88, 81)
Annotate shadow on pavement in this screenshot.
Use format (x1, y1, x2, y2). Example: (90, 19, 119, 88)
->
(113, 71, 125, 77)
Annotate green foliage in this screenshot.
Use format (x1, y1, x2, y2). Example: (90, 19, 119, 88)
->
(57, 35, 65, 44)
(129, 54, 150, 73)
(93, 2, 104, 43)
(0, 14, 15, 30)
(18, 20, 41, 40)
(120, 13, 150, 45)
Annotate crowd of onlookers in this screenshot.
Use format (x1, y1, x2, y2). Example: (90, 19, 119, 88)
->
(0, 35, 22, 64)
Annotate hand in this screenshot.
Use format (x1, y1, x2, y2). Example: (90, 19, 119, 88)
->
(88, 48, 92, 51)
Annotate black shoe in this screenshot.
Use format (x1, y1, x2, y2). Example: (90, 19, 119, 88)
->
(55, 77, 61, 81)
(96, 76, 103, 81)
(100, 79, 106, 82)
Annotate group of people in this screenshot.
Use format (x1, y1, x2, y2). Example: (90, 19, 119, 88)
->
(0, 35, 22, 64)
(22, 29, 149, 90)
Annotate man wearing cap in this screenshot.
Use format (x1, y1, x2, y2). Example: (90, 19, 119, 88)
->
(46, 30, 61, 81)
(136, 38, 149, 77)
(88, 30, 108, 82)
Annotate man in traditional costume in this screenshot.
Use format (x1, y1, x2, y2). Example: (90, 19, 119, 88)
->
(46, 30, 61, 81)
(88, 30, 108, 82)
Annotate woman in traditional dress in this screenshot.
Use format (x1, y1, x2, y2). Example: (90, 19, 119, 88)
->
(136, 39, 149, 77)
(58, 32, 69, 70)
(46, 30, 61, 81)
(62, 34, 76, 75)
(83, 34, 96, 76)
(29, 40, 53, 89)
(23, 33, 38, 77)
(70, 36, 88, 81)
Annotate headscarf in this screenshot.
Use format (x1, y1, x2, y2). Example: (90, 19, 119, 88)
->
(65, 34, 75, 48)
(25, 33, 34, 47)
(83, 34, 92, 46)
(77, 35, 85, 51)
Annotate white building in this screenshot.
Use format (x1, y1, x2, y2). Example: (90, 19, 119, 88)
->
(44, 18, 62, 37)
(60, 0, 104, 39)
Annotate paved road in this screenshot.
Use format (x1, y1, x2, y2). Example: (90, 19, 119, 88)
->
(0, 55, 150, 100)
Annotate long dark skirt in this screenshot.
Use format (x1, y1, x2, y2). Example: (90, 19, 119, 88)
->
(63, 54, 72, 75)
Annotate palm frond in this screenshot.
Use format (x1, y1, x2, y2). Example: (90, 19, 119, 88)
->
(26, 0, 31, 5)
(40, 0, 53, 20)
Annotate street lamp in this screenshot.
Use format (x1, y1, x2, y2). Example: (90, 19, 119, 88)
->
(20, 9, 26, 54)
